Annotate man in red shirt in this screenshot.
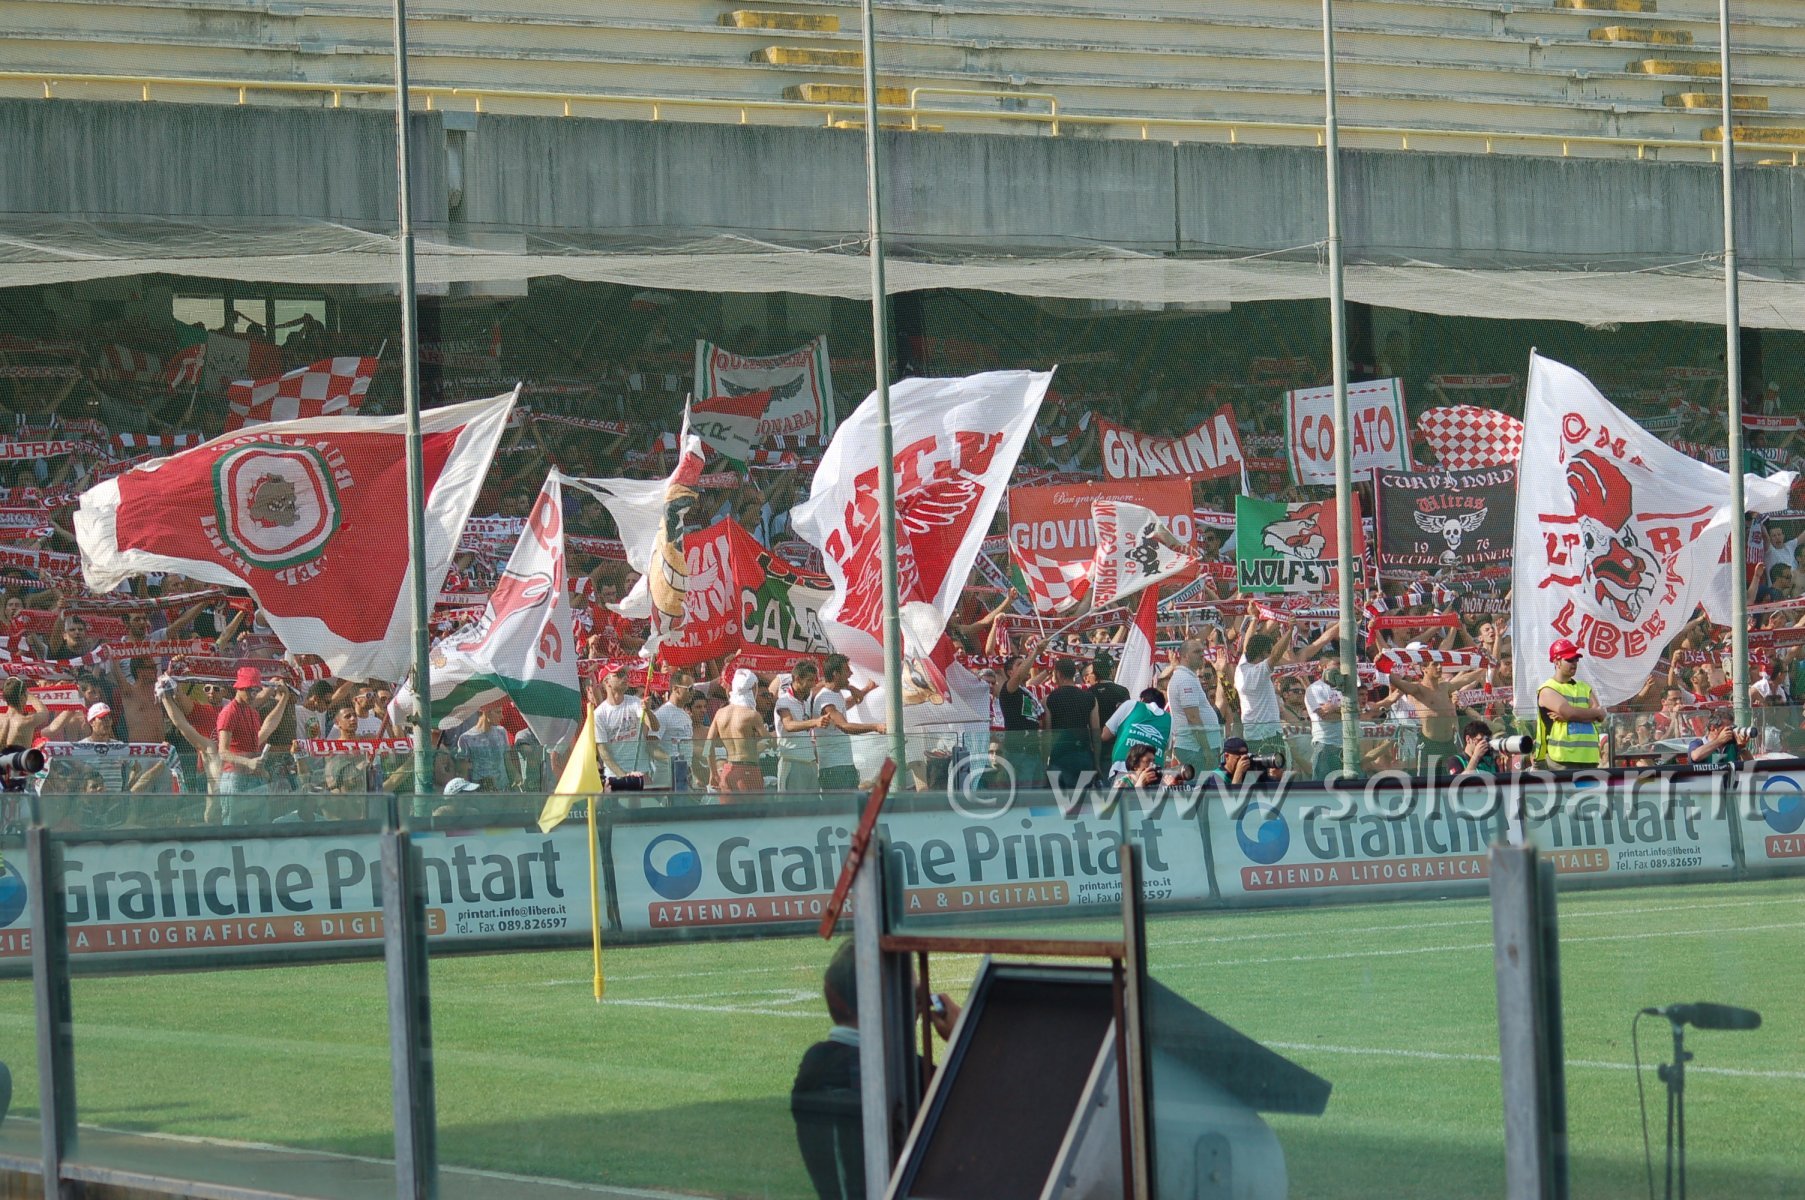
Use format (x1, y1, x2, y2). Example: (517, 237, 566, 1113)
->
(216, 666, 289, 826)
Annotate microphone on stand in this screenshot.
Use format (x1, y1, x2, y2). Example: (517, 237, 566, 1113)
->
(1640, 1002, 1762, 1031)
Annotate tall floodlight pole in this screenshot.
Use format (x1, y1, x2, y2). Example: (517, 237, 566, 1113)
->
(858, 0, 910, 783)
(1322, 0, 1361, 775)
(1719, 0, 1751, 726)
(392, 0, 433, 797)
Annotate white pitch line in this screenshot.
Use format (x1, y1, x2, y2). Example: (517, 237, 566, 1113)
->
(1154, 894, 1804, 948)
(1260, 1041, 1805, 1082)
(1159, 920, 1805, 969)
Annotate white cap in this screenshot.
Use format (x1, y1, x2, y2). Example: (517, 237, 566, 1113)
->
(1406, 641, 1426, 651)
(86, 702, 112, 723)
(442, 777, 481, 796)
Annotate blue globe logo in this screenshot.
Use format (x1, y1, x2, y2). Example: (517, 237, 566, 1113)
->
(1759, 775, 1805, 835)
(0, 859, 27, 929)
(643, 833, 702, 901)
(1235, 803, 1290, 866)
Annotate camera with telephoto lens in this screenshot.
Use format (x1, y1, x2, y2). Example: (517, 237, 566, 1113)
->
(1732, 726, 1757, 743)
(605, 774, 645, 792)
(1247, 752, 1286, 771)
(1489, 734, 1534, 755)
(0, 747, 46, 793)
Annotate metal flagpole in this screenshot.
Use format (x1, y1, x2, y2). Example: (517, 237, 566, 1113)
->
(1719, 0, 1751, 726)
(859, 0, 910, 780)
(392, 0, 434, 797)
(1322, 0, 1361, 776)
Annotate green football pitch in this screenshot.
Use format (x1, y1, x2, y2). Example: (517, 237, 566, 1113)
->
(0, 877, 1797, 1198)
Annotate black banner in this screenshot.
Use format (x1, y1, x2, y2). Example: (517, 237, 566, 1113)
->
(1376, 465, 1516, 573)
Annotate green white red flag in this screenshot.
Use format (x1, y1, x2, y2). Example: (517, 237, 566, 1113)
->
(427, 472, 583, 748)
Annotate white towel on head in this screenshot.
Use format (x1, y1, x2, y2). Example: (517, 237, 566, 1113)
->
(730, 668, 759, 708)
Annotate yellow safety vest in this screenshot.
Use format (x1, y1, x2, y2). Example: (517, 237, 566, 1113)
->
(1537, 676, 1601, 766)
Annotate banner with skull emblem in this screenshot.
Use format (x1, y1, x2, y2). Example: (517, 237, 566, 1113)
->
(1512, 352, 1795, 712)
(1375, 465, 1516, 575)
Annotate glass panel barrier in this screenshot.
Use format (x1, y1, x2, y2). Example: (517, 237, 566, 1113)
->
(1538, 759, 1805, 1198)
(44, 798, 396, 1196)
(0, 827, 33, 1169)
(1134, 770, 1508, 1199)
(425, 787, 877, 1196)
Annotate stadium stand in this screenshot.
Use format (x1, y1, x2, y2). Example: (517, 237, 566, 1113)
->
(0, 0, 1802, 155)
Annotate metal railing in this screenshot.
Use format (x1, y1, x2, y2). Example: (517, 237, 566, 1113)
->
(2, 69, 1801, 162)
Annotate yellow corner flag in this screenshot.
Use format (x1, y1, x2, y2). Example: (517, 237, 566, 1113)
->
(537, 707, 606, 1000)
(538, 706, 602, 833)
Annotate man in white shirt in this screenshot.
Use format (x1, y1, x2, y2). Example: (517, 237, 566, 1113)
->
(1304, 664, 1349, 780)
(1166, 639, 1221, 773)
(1763, 520, 1805, 574)
(651, 670, 697, 792)
(774, 660, 822, 794)
(812, 654, 884, 791)
(1236, 622, 1334, 758)
(594, 670, 658, 781)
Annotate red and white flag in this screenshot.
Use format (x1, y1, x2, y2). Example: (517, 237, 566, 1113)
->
(1089, 499, 1193, 608)
(568, 420, 709, 653)
(688, 392, 770, 465)
(1116, 585, 1161, 696)
(226, 357, 379, 431)
(74, 390, 517, 681)
(92, 345, 162, 385)
(163, 343, 206, 390)
(792, 370, 1052, 672)
(1417, 405, 1524, 471)
(1010, 544, 1091, 616)
(1512, 353, 1792, 710)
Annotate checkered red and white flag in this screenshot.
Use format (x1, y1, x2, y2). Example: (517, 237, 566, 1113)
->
(92, 345, 162, 385)
(1010, 543, 1092, 616)
(1416, 405, 1524, 470)
(226, 357, 378, 432)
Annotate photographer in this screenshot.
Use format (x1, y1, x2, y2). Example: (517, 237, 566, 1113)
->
(1452, 720, 1503, 776)
(1208, 735, 1284, 787)
(1687, 719, 1751, 768)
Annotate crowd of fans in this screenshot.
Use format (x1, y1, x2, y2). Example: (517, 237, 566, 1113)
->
(3, 285, 1803, 831)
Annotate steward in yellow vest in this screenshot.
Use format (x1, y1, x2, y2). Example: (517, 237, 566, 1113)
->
(1536, 638, 1606, 767)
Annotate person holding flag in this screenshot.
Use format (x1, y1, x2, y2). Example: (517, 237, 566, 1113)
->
(1535, 638, 1607, 769)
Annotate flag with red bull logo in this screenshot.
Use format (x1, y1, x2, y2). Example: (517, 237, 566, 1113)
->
(1512, 352, 1795, 711)
(426, 472, 583, 749)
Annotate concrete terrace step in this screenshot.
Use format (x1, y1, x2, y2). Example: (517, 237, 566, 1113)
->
(721, 9, 839, 32)
(1666, 91, 1767, 110)
(1704, 123, 1805, 142)
(1588, 25, 1692, 45)
(1559, 0, 1657, 11)
(784, 82, 909, 105)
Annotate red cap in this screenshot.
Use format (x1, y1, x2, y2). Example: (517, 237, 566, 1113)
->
(234, 666, 264, 691)
(1549, 638, 1582, 662)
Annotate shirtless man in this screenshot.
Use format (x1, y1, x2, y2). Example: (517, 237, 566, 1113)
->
(1381, 649, 1487, 775)
(0, 678, 50, 749)
(112, 657, 165, 745)
(701, 668, 768, 797)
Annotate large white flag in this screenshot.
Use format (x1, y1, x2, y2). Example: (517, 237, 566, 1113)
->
(427, 473, 583, 749)
(791, 370, 1053, 674)
(568, 424, 707, 651)
(1512, 352, 1793, 711)
(1090, 499, 1192, 609)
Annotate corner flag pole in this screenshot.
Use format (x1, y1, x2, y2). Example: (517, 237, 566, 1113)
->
(1718, 0, 1751, 727)
(588, 789, 605, 1002)
(859, 0, 910, 782)
(1322, 0, 1361, 777)
(391, 0, 433, 799)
